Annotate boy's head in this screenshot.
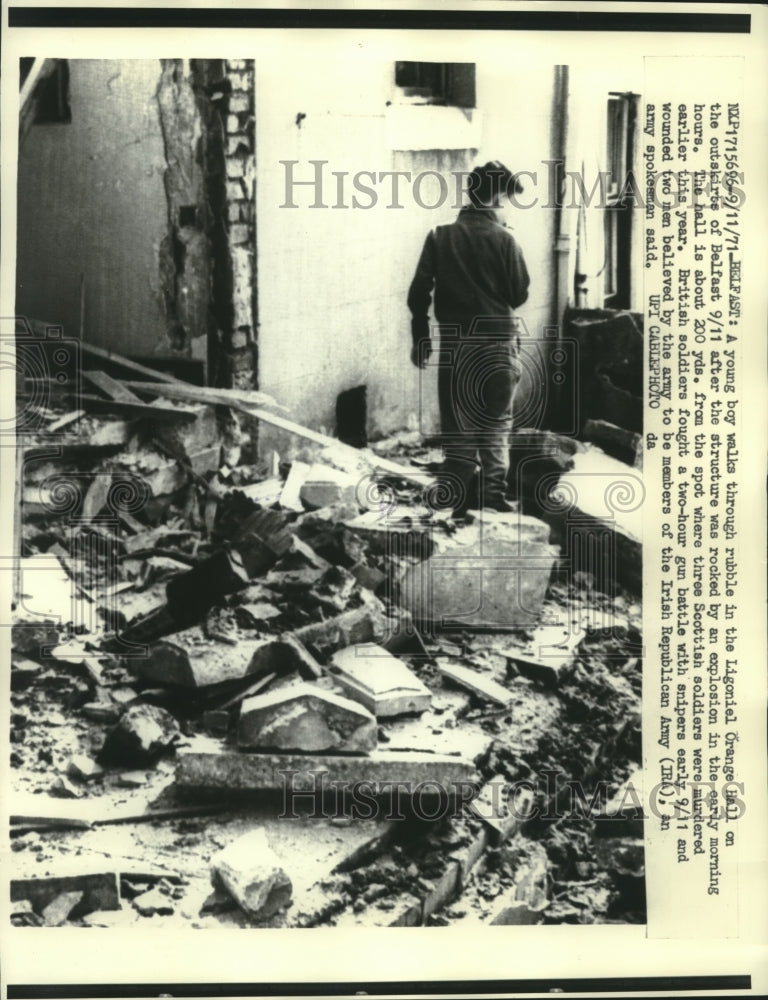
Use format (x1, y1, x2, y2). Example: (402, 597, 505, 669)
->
(468, 160, 522, 208)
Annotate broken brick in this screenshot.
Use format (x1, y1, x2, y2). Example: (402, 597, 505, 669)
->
(210, 829, 292, 921)
(98, 703, 180, 766)
(238, 682, 377, 753)
(330, 644, 432, 717)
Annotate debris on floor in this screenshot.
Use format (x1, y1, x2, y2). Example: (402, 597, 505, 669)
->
(10, 344, 643, 927)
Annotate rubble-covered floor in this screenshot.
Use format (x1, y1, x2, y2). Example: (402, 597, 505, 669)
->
(11, 377, 644, 929)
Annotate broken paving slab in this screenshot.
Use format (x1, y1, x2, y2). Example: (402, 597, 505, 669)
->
(238, 683, 377, 754)
(11, 867, 121, 918)
(176, 740, 478, 796)
(436, 660, 513, 707)
(330, 644, 431, 717)
(210, 829, 292, 921)
(401, 539, 559, 630)
(130, 628, 269, 688)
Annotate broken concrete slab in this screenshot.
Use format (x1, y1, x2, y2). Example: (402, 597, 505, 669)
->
(176, 740, 478, 796)
(11, 869, 121, 918)
(330, 644, 432, 717)
(246, 636, 323, 680)
(132, 887, 175, 917)
(401, 539, 559, 630)
(41, 890, 84, 927)
(504, 624, 585, 688)
(234, 602, 282, 628)
(344, 509, 436, 559)
(238, 683, 377, 754)
(279, 460, 311, 512)
(10, 653, 44, 689)
(98, 703, 180, 767)
(299, 464, 358, 510)
(210, 829, 292, 921)
(292, 594, 387, 659)
(130, 628, 268, 688)
(66, 755, 105, 782)
(469, 777, 535, 845)
(436, 660, 513, 707)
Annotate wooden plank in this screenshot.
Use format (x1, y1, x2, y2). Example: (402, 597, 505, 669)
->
(126, 383, 432, 488)
(78, 393, 194, 421)
(124, 380, 282, 413)
(83, 370, 142, 404)
(79, 342, 187, 385)
(46, 410, 85, 432)
(19, 58, 57, 141)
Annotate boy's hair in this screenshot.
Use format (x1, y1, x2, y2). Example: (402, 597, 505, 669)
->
(468, 160, 522, 206)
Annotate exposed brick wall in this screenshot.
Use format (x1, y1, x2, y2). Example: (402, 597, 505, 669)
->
(223, 59, 257, 391)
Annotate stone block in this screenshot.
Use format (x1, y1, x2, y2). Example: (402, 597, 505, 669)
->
(292, 596, 387, 659)
(436, 661, 513, 706)
(176, 742, 478, 796)
(401, 539, 558, 630)
(229, 92, 251, 114)
(66, 755, 105, 782)
(41, 890, 84, 926)
(229, 223, 250, 246)
(299, 464, 358, 510)
(226, 156, 245, 179)
(210, 829, 292, 921)
(247, 635, 323, 680)
(131, 629, 267, 688)
(238, 682, 377, 753)
(98, 703, 181, 766)
(330, 644, 432, 717)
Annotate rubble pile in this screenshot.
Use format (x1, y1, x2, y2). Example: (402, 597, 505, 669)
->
(11, 359, 644, 928)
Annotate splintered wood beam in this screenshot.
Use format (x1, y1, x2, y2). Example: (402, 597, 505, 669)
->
(128, 383, 431, 486)
(79, 342, 187, 385)
(124, 380, 282, 413)
(83, 370, 143, 403)
(19, 58, 56, 141)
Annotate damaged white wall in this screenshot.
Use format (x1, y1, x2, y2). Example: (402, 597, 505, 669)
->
(254, 42, 563, 448)
(16, 61, 171, 357)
